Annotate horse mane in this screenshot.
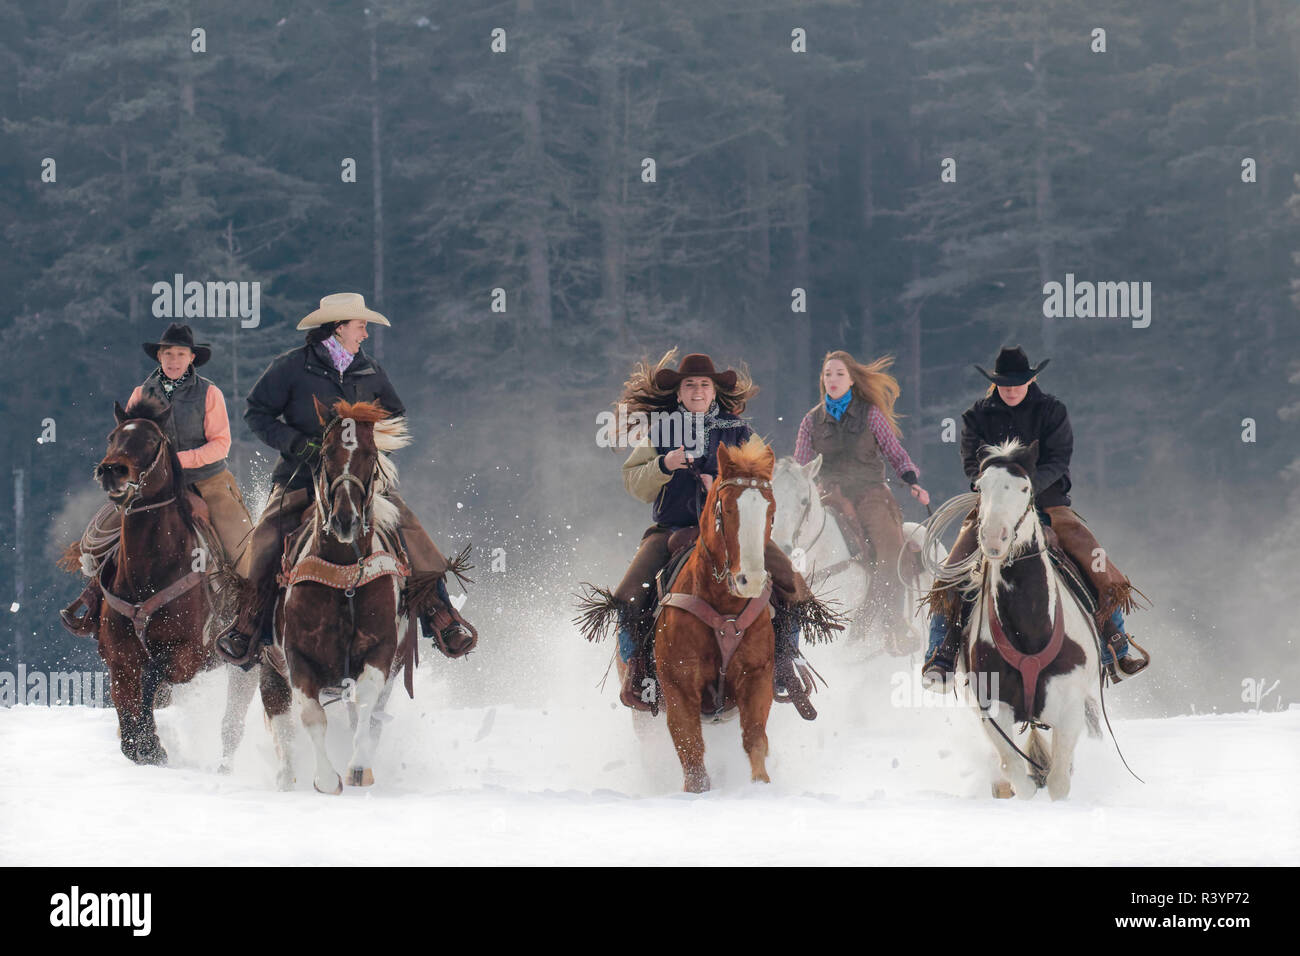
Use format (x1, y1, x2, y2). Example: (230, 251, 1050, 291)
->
(119, 395, 195, 532)
(979, 438, 1034, 476)
(330, 400, 411, 453)
(720, 434, 774, 479)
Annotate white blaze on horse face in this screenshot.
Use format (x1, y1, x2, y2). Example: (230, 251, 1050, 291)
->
(733, 486, 769, 598)
(976, 465, 1034, 560)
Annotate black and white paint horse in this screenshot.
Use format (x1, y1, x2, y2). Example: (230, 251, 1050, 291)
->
(951, 439, 1102, 800)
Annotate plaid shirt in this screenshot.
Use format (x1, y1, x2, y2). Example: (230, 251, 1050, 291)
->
(794, 403, 918, 482)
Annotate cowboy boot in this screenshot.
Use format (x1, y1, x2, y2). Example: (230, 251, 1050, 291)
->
(420, 576, 478, 658)
(215, 594, 275, 669)
(922, 597, 972, 691)
(59, 580, 103, 638)
(1098, 609, 1151, 684)
(772, 601, 819, 720)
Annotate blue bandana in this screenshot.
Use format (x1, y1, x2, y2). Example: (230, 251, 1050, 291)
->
(824, 391, 852, 421)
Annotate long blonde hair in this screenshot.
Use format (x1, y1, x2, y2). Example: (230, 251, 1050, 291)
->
(819, 350, 903, 438)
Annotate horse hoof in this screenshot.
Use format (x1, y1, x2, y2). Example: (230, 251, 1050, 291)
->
(346, 767, 374, 787)
(751, 772, 771, 784)
(684, 775, 711, 794)
(217, 762, 233, 776)
(314, 775, 343, 795)
(992, 780, 1015, 799)
(275, 770, 296, 791)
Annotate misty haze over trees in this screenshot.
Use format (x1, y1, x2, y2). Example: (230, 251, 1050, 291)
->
(1, 0, 1297, 715)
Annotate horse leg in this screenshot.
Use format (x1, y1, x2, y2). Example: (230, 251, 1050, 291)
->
(1046, 713, 1082, 801)
(260, 666, 295, 791)
(982, 704, 1036, 800)
(660, 666, 710, 793)
(106, 658, 144, 764)
(345, 664, 386, 787)
(294, 688, 341, 795)
(219, 663, 259, 774)
(132, 653, 168, 766)
(733, 659, 774, 784)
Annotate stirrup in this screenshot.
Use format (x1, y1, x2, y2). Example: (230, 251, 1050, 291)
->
(1104, 635, 1150, 685)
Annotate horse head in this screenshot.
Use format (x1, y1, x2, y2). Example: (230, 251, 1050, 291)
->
(706, 436, 776, 599)
(974, 438, 1040, 561)
(771, 454, 822, 556)
(312, 396, 408, 544)
(96, 398, 177, 506)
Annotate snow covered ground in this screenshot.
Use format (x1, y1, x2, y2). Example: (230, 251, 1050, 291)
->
(2, 636, 1297, 866)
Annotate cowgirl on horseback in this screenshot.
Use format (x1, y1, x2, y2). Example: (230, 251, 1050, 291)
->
(921, 346, 1151, 689)
(792, 351, 931, 652)
(214, 293, 476, 667)
(604, 350, 831, 719)
(60, 323, 255, 635)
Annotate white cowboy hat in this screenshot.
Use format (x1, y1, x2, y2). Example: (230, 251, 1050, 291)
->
(296, 292, 392, 330)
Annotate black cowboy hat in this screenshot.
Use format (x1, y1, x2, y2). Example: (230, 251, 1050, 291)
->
(143, 322, 211, 367)
(653, 352, 738, 391)
(974, 345, 1049, 387)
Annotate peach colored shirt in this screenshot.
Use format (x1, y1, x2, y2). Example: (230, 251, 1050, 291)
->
(128, 382, 232, 470)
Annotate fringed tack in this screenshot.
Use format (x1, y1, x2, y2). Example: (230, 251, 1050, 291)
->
(56, 542, 84, 574)
(573, 583, 625, 644)
(788, 594, 848, 646)
(444, 543, 475, 590)
(403, 571, 444, 620)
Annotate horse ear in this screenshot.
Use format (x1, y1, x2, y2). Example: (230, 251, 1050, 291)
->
(312, 395, 329, 425)
(113, 401, 128, 425)
(759, 443, 775, 476)
(805, 453, 823, 482)
(716, 441, 733, 475)
(1020, 440, 1040, 471)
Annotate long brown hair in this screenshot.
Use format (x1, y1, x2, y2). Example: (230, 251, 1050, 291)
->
(819, 350, 903, 438)
(616, 347, 758, 417)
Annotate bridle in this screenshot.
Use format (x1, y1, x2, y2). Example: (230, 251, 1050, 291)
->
(103, 427, 176, 516)
(313, 416, 379, 540)
(702, 475, 774, 590)
(784, 471, 826, 556)
(976, 465, 1039, 565)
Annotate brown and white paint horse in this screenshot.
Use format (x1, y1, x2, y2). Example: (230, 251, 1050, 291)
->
(960, 439, 1101, 800)
(654, 436, 779, 793)
(90, 398, 219, 764)
(260, 398, 413, 793)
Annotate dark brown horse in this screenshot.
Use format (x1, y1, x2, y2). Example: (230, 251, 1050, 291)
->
(260, 398, 414, 793)
(88, 397, 218, 764)
(654, 436, 779, 793)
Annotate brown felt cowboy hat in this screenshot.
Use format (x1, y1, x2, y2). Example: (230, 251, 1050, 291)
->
(653, 353, 738, 390)
(974, 345, 1050, 387)
(296, 292, 391, 330)
(142, 323, 211, 366)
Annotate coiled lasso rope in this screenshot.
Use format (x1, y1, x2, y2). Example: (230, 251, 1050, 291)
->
(915, 491, 982, 586)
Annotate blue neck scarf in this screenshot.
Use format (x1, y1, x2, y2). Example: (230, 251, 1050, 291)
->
(824, 390, 852, 421)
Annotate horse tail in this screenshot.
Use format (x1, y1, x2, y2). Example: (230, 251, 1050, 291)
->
(1027, 727, 1052, 789)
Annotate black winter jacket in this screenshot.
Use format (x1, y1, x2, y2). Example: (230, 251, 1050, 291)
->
(959, 383, 1073, 509)
(244, 342, 405, 491)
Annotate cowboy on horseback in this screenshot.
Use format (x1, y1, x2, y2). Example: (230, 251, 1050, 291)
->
(60, 323, 255, 635)
(921, 346, 1151, 689)
(601, 350, 832, 719)
(214, 293, 476, 667)
(792, 351, 932, 652)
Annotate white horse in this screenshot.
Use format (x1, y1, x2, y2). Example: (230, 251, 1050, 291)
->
(948, 439, 1103, 800)
(771, 454, 944, 655)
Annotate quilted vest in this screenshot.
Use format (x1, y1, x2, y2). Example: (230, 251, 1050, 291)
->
(139, 369, 225, 483)
(809, 396, 886, 493)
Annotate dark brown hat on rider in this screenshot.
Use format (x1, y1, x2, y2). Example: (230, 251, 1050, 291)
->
(654, 353, 738, 390)
(142, 323, 212, 366)
(974, 345, 1049, 387)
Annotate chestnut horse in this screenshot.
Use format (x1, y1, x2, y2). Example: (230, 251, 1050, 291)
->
(654, 436, 779, 793)
(260, 398, 414, 793)
(88, 397, 220, 764)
